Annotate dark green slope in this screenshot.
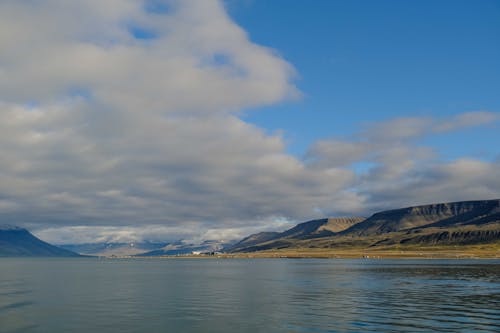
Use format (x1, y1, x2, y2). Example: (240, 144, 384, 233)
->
(0, 226, 80, 257)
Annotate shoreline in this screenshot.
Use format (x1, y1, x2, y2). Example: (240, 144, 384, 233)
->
(106, 245, 500, 260)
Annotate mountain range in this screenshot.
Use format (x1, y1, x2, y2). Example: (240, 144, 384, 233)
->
(1, 199, 499, 257)
(60, 241, 169, 257)
(226, 199, 500, 253)
(135, 240, 229, 256)
(60, 240, 229, 257)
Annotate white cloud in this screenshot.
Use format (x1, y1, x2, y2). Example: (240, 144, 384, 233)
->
(307, 114, 499, 214)
(0, 1, 498, 244)
(364, 117, 433, 142)
(34, 216, 295, 245)
(434, 111, 499, 132)
(359, 111, 499, 142)
(0, 0, 354, 241)
(0, 0, 298, 113)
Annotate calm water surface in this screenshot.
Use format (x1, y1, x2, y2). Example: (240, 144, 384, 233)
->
(0, 258, 499, 332)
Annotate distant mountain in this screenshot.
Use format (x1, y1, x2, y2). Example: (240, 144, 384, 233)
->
(136, 240, 229, 256)
(226, 217, 365, 252)
(61, 239, 232, 257)
(224, 232, 280, 253)
(228, 200, 500, 252)
(0, 225, 80, 257)
(60, 241, 168, 256)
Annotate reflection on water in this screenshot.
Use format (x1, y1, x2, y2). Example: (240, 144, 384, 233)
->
(0, 258, 498, 333)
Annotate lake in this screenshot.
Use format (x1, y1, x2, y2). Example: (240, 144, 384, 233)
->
(0, 258, 499, 332)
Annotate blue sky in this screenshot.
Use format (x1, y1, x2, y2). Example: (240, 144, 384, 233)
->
(228, 0, 500, 159)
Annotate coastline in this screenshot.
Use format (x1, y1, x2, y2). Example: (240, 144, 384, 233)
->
(109, 244, 500, 260)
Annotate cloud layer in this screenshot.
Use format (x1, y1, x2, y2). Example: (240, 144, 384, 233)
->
(0, 1, 498, 243)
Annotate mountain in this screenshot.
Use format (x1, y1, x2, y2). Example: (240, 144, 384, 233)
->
(60, 241, 168, 256)
(224, 232, 280, 253)
(136, 240, 230, 256)
(228, 200, 500, 252)
(341, 199, 500, 236)
(0, 225, 80, 257)
(226, 217, 365, 253)
(279, 217, 366, 238)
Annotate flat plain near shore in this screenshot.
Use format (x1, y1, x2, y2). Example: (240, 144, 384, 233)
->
(123, 243, 500, 259)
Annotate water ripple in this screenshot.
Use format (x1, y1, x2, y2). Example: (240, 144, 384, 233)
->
(0, 258, 498, 332)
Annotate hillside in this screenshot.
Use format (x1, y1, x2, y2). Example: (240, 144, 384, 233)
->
(228, 200, 500, 253)
(226, 217, 365, 252)
(0, 225, 80, 257)
(225, 232, 280, 253)
(342, 199, 500, 236)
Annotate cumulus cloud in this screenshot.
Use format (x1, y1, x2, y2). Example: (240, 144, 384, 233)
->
(0, 1, 498, 244)
(0, 0, 354, 242)
(360, 112, 499, 142)
(34, 216, 294, 245)
(307, 113, 500, 213)
(0, 0, 298, 112)
(434, 111, 499, 132)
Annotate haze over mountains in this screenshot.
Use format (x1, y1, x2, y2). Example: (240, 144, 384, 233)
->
(60, 240, 228, 257)
(135, 240, 229, 257)
(60, 242, 169, 257)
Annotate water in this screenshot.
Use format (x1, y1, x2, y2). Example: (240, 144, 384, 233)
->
(0, 258, 499, 333)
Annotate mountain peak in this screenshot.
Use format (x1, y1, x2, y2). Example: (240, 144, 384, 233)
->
(0, 225, 80, 257)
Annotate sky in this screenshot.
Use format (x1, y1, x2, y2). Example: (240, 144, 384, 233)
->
(0, 0, 499, 244)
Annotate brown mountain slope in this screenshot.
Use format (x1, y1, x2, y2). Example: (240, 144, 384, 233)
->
(227, 200, 500, 253)
(318, 217, 366, 233)
(341, 199, 499, 236)
(226, 217, 364, 252)
(225, 232, 281, 253)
